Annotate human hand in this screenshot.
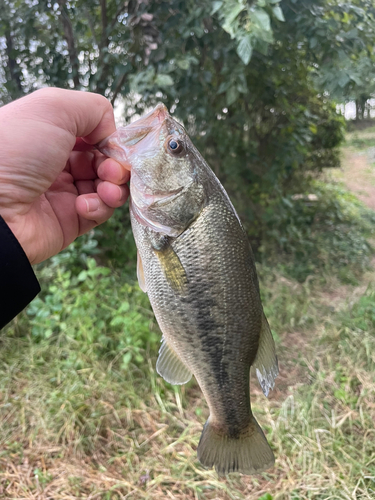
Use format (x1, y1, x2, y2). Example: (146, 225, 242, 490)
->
(0, 88, 131, 264)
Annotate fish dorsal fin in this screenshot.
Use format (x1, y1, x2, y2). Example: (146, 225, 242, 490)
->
(156, 337, 192, 385)
(137, 251, 147, 293)
(253, 313, 279, 397)
(153, 244, 188, 292)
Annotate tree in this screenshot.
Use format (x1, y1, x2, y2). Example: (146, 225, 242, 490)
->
(0, 0, 159, 103)
(126, 0, 344, 232)
(284, 0, 375, 119)
(1, 0, 354, 243)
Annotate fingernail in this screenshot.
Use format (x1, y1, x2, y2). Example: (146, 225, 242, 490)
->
(86, 198, 100, 212)
(117, 186, 123, 201)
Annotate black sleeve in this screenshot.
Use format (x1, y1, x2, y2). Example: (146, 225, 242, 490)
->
(0, 216, 41, 330)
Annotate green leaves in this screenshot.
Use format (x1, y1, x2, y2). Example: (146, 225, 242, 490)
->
(272, 6, 285, 22)
(237, 35, 253, 64)
(210, 0, 285, 65)
(252, 9, 270, 32)
(292, 0, 375, 107)
(226, 86, 239, 106)
(176, 55, 199, 70)
(258, 494, 273, 500)
(155, 74, 174, 87)
(27, 249, 157, 370)
(211, 1, 223, 15)
(222, 2, 245, 35)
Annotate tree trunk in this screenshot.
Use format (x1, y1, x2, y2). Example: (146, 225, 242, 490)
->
(5, 28, 23, 96)
(95, 0, 110, 95)
(100, 0, 108, 49)
(111, 73, 127, 106)
(58, 0, 80, 89)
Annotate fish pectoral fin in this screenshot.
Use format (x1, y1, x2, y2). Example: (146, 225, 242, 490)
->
(153, 245, 188, 292)
(253, 312, 279, 397)
(156, 337, 192, 385)
(137, 251, 147, 293)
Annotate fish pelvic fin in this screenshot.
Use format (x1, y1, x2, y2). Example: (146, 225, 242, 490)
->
(253, 312, 279, 397)
(197, 415, 275, 476)
(156, 337, 192, 385)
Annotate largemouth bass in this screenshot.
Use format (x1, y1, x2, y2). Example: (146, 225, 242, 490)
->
(98, 104, 279, 475)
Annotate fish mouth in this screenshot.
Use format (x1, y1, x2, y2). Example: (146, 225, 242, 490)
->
(96, 104, 169, 165)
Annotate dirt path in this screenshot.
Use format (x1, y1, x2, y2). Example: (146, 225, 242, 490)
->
(338, 148, 375, 209)
(322, 144, 375, 310)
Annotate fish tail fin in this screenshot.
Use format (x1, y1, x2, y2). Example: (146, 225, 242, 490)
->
(197, 416, 274, 476)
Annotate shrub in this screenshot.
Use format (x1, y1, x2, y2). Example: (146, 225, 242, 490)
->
(12, 232, 159, 370)
(260, 181, 375, 282)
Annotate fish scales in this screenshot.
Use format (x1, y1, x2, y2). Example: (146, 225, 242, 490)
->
(97, 103, 279, 475)
(132, 190, 261, 435)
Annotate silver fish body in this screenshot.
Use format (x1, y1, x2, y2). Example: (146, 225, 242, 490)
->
(98, 104, 278, 475)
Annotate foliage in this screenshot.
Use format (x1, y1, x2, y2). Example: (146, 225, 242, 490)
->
(212, 0, 284, 65)
(0, 0, 286, 102)
(261, 181, 375, 281)
(278, 1, 375, 117)
(2, 0, 374, 107)
(0, 0, 158, 103)
(1, 0, 356, 244)
(21, 233, 158, 370)
(94, 205, 137, 269)
(129, 0, 346, 242)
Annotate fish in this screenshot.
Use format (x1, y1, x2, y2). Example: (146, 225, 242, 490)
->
(97, 104, 279, 475)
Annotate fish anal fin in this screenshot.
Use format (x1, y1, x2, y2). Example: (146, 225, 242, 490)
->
(137, 251, 147, 293)
(156, 337, 192, 385)
(154, 245, 188, 292)
(253, 313, 279, 397)
(197, 415, 275, 476)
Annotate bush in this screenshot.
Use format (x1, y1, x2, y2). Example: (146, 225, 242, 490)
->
(7, 232, 159, 371)
(260, 181, 375, 282)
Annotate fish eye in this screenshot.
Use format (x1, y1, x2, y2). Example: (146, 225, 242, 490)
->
(167, 137, 184, 154)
